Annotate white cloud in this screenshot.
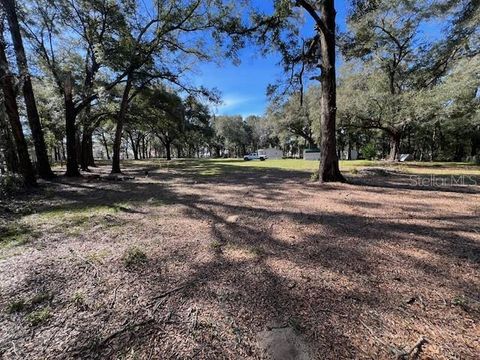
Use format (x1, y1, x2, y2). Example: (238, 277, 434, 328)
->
(217, 95, 252, 110)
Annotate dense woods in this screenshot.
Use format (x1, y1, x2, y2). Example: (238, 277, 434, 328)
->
(0, 0, 478, 185)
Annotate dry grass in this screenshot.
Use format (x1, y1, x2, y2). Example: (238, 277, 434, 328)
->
(0, 160, 479, 359)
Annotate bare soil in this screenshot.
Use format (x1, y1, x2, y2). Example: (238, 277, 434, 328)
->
(0, 161, 479, 359)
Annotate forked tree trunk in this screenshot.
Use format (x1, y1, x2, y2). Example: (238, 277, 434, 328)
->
(317, 0, 344, 183)
(112, 75, 133, 174)
(2, 0, 54, 179)
(64, 73, 80, 177)
(0, 35, 36, 185)
(388, 133, 401, 161)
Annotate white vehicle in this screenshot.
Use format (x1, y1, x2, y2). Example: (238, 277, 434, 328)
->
(243, 152, 267, 161)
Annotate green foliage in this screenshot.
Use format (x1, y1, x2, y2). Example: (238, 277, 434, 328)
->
(0, 223, 34, 249)
(266, 88, 319, 151)
(27, 308, 52, 326)
(361, 143, 377, 160)
(6, 299, 26, 313)
(0, 173, 25, 197)
(122, 247, 148, 267)
(72, 292, 87, 309)
(336, 0, 480, 161)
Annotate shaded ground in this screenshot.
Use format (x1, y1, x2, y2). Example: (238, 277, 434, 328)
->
(0, 160, 479, 359)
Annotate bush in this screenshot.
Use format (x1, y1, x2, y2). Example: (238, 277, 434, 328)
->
(310, 171, 319, 182)
(0, 173, 25, 197)
(361, 143, 377, 160)
(6, 299, 26, 313)
(27, 308, 52, 326)
(122, 247, 148, 267)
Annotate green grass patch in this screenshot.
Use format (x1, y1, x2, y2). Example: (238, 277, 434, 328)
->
(86, 250, 110, 264)
(6, 299, 27, 313)
(25, 204, 130, 235)
(0, 223, 35, 250)
(148, 158, 479, 176)
(122, 247, 148, 267)
(210, 240, 223, 250)
(27, 308, 52, 326)
(72, 291, 87, 309)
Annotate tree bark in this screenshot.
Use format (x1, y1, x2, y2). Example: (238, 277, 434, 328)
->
(388, 132, 401, 161)
(0, 103, 19, 173)
(2, 0, 54, 179)
(127, 131, 139, 160)
(0, 35, 36, 185)
(317, 0, 345, 182)
(112, 75, 133, 173)
(165, 140, 171, 161)
(101, 131, 110, 160)
(64, 72, 80, 176)
(80, 129, 95, 171)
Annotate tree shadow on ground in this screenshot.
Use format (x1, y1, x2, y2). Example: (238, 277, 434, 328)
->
(1, 163, 479, 359)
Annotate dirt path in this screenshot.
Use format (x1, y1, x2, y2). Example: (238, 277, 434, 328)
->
(1, 162, 479, 359)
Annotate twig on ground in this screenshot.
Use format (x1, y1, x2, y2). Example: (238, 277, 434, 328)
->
(359, 319, 402, 356)
(317, 308, 349, 318)
(110, 286, 120, 309)
(152, 284, 187, 301)
(11, 341, 19, 358)
(99, 319, 155, 347)
(395, 337, 429, 359)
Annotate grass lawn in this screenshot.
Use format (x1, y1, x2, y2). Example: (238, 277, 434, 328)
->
(120, 158, 480, 176)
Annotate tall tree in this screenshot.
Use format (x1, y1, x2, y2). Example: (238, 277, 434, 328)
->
(0, 100, 19, 173)
(1, 0, 54, 178)
(25, 0, 128, 176)
(342, 0, 480, 161)
(305, 0, 344, 182)
(250, 0, 345, 181)
(0, 24, 36, 185)
(108, 0, 242, 173)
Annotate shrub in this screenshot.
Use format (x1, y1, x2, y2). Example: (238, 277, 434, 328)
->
(122, 247, 148, 267)
(6, 299, 26, 313)
(27, 308, 52, 326)
(310, 171, 319, 182)
(0, 173, 25, 197)
(361, 143, 377, 160)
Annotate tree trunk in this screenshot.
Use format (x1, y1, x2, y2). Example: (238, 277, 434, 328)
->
(165, 141, 171, 161)
(0, 103, 19, 173)
(317, 0, 344, 182)
(2, 0, 54, 179)
(64, 73, 80, 176)
(388, 133, 401, 161)
(112, 75, 133, 173)
(101, 132, 110, 160)
(80, 130, 95, 171)
(128, 132, 139, 160)
(0, 35, 36, 185)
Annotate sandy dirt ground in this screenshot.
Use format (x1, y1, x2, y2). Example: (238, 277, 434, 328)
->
(0, 161, 479, 359)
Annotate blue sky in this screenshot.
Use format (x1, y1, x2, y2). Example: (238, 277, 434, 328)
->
(195, 0, 350, 117)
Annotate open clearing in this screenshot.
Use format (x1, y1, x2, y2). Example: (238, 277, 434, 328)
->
(1, 160, 479, 359)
